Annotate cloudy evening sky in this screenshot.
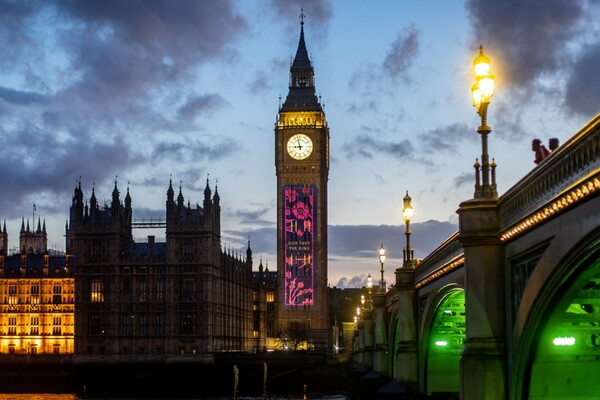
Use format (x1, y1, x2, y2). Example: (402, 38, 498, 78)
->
(0, 0, 599, 287)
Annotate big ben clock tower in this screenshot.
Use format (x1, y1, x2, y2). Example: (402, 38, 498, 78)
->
(275, 13, 330, 348)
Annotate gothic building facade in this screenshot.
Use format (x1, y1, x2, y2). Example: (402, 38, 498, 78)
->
(67, 180, 253, 361)
(0, 220, 74, 355)
(252, 260, 277, 352)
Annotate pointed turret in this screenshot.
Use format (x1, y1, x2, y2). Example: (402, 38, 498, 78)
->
(20, 217, 25, 233)
(177, 184, 184, 207)
(167, 179, 175, 204)
(203, 177, 212, 212)
(246, 240, 252, 265)
(36, 218, 42, 233)
(125, 186, 132, 209)
(111, 179, 121, 212)
(281, 11, 323, 112)
(213, 181, 220, 205)
(42, 219, 46, 233)
(0, 220, 7, 256)
(90, 185, 98, 210)
(204, 177, 211, 201)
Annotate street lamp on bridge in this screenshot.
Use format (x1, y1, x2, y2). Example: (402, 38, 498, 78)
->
(378, 244, 386, 291)
(471, 45, 497, 198)
(402, 191, 414, 267)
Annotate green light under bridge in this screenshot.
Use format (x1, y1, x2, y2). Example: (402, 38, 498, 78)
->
(552, 336, 575, 346)
(435, 340, 448, 346)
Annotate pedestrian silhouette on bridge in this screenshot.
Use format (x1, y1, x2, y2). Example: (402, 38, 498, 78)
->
(532, 138, 550, 164)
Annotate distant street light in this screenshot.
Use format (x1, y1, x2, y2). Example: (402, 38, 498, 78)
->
(471, 45, 497, 198)
(378, 244, 386, 291)
(402, 191, 414, 267)
(366, 273, 373, 308)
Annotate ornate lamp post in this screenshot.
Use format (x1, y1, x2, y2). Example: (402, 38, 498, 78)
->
(471, 45, 497, 198)
(378, 244, 386, 291)
(402, 191, 414, 267)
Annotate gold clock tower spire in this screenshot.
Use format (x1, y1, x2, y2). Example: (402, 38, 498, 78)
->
(275, 11, 330, 350)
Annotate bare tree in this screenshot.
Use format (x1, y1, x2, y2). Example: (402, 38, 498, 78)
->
(276, 321, 309, 351)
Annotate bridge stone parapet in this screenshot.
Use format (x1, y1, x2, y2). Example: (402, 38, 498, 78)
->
(414, 231, 462, 290)
(499, 114, 600, 231)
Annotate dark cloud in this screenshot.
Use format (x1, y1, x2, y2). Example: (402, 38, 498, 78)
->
(59, 0, 246, 64)
(0, 0, 251, 220)
(383, 24, 420, 80)
(246, 71, 274, 94)
(346, 24, 419, 113)
(335, 275, 368, 289)
(419, 122, 472, 154)
(565, 42, 600, 116)
(266, 0, 333, 41)
(342, 134, 415, 160)
(0, 127, 140, 217)
(466, 0, 584, 88)
(347, 100, 380, 115)
(151, 138, 239, 163)
(234, 207, 272, 225)
(0, 86, 48, 105)
(452, 172, 474, 188)
(177, 94, 228, 120)
(329, 221, 457, 261)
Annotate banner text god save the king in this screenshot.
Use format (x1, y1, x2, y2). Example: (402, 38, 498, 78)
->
(283, 184, 316, 308)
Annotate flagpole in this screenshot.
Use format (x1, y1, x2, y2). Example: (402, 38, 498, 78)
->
(33, 203, 36, 227)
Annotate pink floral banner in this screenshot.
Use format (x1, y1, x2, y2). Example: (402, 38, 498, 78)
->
(283, 184, 316, 308)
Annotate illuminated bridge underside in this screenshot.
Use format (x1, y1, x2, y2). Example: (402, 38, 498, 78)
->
(427, 290, 465, 393)
(529, 256, 600, 399)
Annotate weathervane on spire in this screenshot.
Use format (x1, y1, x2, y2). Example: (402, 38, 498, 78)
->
(299, 7, 305, 25)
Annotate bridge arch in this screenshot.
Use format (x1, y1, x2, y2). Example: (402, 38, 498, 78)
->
(388, 312, 400, 378)
(513, 229, 600, 400)
(420, 284, 465, 395)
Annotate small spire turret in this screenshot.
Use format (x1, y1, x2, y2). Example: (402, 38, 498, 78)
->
(112, 178, 120, 209)
(125, 185, 132, 209)
(177, 183, 184, 207)
(167, 178, 175, 203)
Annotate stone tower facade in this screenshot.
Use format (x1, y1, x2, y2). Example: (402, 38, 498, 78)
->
(67, 179, 252, 360)
(275, 16, 330, 349)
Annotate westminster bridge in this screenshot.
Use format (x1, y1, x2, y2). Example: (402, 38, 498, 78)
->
(352, 113, 600, 399)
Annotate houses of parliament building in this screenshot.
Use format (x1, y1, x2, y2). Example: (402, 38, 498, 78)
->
(0, 17, 330, 360)
(0, 179, 257, 359)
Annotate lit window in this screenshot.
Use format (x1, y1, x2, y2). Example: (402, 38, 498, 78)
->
(90, 280, 104, 303)
(53, 285, 62, 304)
(8, 285, 17, 305)
(30, 316, 39, 335)
(138, 279, 147, 302)
(53, 316, 62, 335)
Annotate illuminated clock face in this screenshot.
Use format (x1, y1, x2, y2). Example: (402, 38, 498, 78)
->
(287, 134, 313, 160)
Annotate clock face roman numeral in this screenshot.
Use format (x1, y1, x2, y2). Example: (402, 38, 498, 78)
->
(287, 134, 313, 160)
